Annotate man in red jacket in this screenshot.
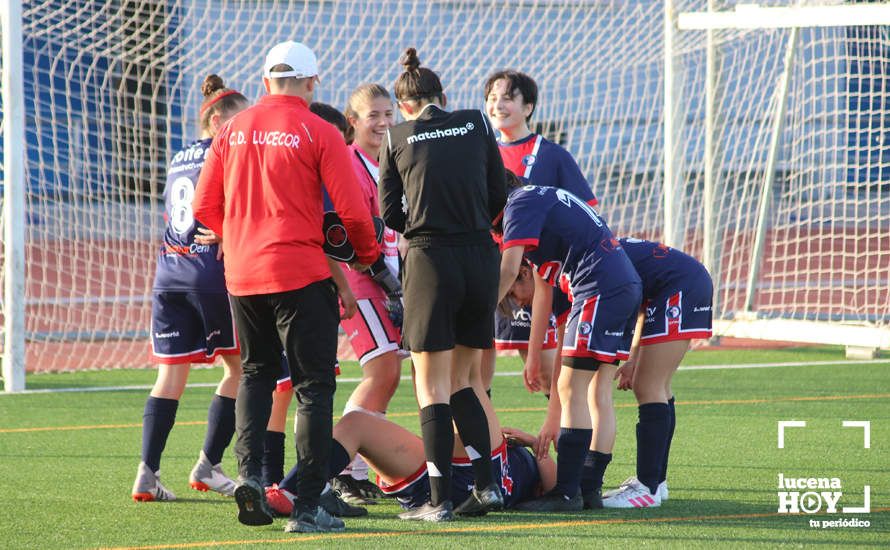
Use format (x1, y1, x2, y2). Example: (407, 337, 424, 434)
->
(193, 40, 379, 534)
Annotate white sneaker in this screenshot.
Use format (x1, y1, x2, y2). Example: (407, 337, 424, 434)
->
(601, 479, 661, 508)
(657, 480, 669, 501)
(189, 451, 236, 496)
(603, 476, 638, 499)
(132, 462, 176, 502)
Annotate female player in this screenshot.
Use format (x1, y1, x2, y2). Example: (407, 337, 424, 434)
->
(274, 371, 556, 526)
(481, 70, 598, 396)
(378, 48, 508, 520)
(132, 75, 248, 502)
(602, 238, 713, 508)
(505, 237, 713, 509)
(493, 176, 641, 512)
(332, 84, 404, 504)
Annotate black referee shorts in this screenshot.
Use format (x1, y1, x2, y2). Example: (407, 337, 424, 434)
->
(402, 240, 499, 352)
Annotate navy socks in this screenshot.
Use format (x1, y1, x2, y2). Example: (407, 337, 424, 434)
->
(141, 396, 179, 472)
(580, 450, 612, 495)
(554, 427, 593, 499)
(636, 402, 671, 494)
(202, 394, 236, 465)
(660, 396, 676, 484)
(262, 430, 286, 487)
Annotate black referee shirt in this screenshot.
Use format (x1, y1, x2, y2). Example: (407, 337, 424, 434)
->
(379, 104, 507, 241)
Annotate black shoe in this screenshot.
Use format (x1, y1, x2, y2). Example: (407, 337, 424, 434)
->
(234, 478, 274, 526)
(515, 489, 583, 512)
(284, 505, 346, 533)
(397, 500, 454, 522)
(332, 475, 382, 505)
(583, 488, 603, 510)
(454, 483, 505, 517)
(320, 489, 368, 517)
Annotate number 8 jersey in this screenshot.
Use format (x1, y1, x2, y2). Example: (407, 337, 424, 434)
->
(501, 185, 639, 298)
(153, 138, 226, 293)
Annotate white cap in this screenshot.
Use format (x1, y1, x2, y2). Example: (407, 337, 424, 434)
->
(263, 41, 318, 79)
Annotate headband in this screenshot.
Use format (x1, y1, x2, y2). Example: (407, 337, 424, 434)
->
(200, 90, 241, 117)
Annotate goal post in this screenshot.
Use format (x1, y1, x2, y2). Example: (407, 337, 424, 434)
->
(1, 0, 26, 393)
(670, 1, 890, 353)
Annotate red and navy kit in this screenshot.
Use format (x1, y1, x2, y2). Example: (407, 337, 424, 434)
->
(620, 238, 713, 344)
(501, 185, 641, 367)
(498, 133, 598, 207)
(154, 139, 225, 293)
(151, 138, 238, 364)
(496, 134, 597, 348)
(377, 440, 541, 510)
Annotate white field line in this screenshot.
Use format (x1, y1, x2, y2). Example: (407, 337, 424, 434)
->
(4, 359, 888, 395)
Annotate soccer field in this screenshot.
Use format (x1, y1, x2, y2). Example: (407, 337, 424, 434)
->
(1, 347, 888, 549)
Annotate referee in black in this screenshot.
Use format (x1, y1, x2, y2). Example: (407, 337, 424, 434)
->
(379, 47, 507, 521)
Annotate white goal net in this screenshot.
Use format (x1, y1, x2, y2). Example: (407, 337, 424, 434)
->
(2, 0, 888, 377)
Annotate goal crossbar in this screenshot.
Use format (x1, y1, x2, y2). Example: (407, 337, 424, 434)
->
(679, 3, 890, 30)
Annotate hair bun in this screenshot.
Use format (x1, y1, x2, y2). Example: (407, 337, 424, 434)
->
(399, 48, 421, 72)
(201, 74, 226, 97)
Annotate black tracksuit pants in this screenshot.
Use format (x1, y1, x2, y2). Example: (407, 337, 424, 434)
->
(229, 278, 339, 511)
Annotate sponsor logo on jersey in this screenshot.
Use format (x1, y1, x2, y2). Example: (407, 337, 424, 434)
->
(693, 306, 711, 312)
(646, 306, 657, 317)
(578, 322, 593, 336)
(171, 145, 205, 164)
(604, 329, 624, 337)
(165, 243, 211, 256)
(406, 122, 475, 144)
(154, 331, 180, 339)
(513, 309, 531, 322)
(205, 329, 221, 342)
(667, 305, 682, 319)
(522, 154, 536, 167)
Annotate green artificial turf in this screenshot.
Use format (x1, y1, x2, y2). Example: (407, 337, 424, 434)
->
(0, 347, 887, 549)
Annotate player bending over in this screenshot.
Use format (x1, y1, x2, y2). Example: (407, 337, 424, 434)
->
(493, 174, 641, 512)
(507, 237, 713, 508)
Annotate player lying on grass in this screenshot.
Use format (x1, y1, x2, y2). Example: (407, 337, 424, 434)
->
(480, 70, 598, 399)
(132, 75, 249, 502)
(493, 171, 642, 512)
(507, 237, 713, 509)
(269, 380, 556, 525)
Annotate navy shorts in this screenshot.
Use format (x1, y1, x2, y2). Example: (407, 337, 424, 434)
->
(640, 271, 713, 345)
(561, 283, 642, 370)
(494, 305, 558, 351)
(151, 291, 239, 364)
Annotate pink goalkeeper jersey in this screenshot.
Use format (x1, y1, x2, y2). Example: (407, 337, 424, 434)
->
(341, 144, 400, 300)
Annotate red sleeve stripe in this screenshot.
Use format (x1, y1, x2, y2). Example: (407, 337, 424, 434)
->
(502, 238, 539, 250)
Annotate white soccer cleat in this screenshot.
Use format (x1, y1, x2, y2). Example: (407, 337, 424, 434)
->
(189, 451, 236, 496)
(601, 479, 661, 508)
(132, 462, 176, 502)
(658, 480, 669, 501)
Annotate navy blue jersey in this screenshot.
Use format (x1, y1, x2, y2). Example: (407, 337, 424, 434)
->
(502, 185, 639, 297)
(619, 238, 710, 299)
(153, 138, 226, 293)
(499, 134, 597, 206)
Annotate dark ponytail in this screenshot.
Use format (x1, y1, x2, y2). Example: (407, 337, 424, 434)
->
(393, 48, 443, 104)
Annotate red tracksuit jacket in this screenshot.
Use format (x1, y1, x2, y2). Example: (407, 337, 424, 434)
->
(193, 94, 379, 296)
